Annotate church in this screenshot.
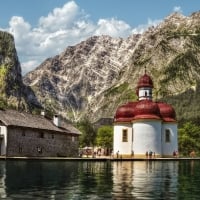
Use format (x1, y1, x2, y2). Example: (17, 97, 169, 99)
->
(113, 71, 178, 158)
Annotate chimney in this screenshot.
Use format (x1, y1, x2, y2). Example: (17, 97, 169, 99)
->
(53, 114, 61, 127)
(41, 110, 45, 117)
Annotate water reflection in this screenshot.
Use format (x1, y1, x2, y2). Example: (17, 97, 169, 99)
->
(0, 161, 6, 199)
(5, 160, 80, 199)
(77, 162, 113, 199)
(0, 161, 113, 199)
(112, 161, 178, 199)
(0, 160, 199, 199)
(178, 160, 200, 200)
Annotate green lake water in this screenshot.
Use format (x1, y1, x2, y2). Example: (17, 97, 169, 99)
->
(0, 160, 199, 199)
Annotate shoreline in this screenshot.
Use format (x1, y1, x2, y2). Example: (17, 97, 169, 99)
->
(0, 156, 199, 161)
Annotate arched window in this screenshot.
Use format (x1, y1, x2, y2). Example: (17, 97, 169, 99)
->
(122, 129, 128, 142)
(165, 129, 171, 143)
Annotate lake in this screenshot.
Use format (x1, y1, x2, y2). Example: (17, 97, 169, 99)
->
(0, 160, 199, 199)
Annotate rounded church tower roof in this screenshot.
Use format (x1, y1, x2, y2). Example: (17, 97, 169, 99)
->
(157, 102, 176, 122)
(137, 73, 153, 88)
(133, 100, 161, 120)
(114, 102, 137, 122)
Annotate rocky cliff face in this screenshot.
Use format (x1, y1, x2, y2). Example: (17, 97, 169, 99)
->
(24, 34, 140, 121)
(23, 12, 200, 123)
(0, 31, 40, 110)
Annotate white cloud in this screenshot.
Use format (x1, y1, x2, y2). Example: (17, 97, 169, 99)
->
(39, 1, 80, 32)
(173, 6, 183, 13)
(9, 16, 31, 35)
(21, 60, 40, 75)
(0, 1, 159, 75)
(95, 18, 132, 37)
(3, 1, 96, 74)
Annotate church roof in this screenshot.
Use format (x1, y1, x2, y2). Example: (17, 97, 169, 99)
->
(114, 100, 176, 123)
(157, 102, 176, 122)
(136, 73, 154, 96)
(114, 72, 176, 123)
(133, 100, 161, 120)
(137, 73, 153, 88)
(114, 102, 137, 122)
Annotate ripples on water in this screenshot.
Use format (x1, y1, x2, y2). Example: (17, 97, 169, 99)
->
(0, 160, 199, 199)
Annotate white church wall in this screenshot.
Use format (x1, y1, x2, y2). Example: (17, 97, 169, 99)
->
(133, 120, 162, 156)
(161, 123, 178, 156)
(113, 124, 133, 156)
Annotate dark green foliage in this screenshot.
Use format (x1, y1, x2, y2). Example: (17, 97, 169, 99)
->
(0, 98, 7, 109)
(0, 31, 15, 53)
(76, 118, 97, 148)
(103, 83, 137, 109)
(178, 122, 200, 156)
(190, 34, 200, 47)
(163, 83, 200, 124)
(96, 126, 113, 148)
(161, 50, 200, 84)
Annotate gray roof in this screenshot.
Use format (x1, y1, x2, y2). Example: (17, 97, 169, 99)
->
(0, 109, 81, 135)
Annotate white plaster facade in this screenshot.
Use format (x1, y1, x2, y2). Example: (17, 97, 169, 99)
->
(0, 126, 7, 156)
(113, 124, 133, 156)
(132, 120, 162, 156)
(113, 120, 178, 157)
(161, 123, 178, 156)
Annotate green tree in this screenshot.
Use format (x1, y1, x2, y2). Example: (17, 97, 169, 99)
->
(96, 126, 113, 150)
(178, 122, 200, 156)
(76, 118, 97, 148)
(0, 98, 7, 109)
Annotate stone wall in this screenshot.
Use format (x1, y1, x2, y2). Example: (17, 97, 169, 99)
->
(6, 127, 79, 157)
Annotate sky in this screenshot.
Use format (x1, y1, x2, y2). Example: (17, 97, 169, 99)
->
(0, 0, 200, 75)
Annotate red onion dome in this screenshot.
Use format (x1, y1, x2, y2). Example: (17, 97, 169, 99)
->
(114, 102, 137, 122)
(157, 102, 176, 122)
(137, 74, 153, 88)
(133, 100, 161, 120)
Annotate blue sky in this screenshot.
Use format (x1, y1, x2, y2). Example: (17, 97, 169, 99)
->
(0, 0, 199, 74)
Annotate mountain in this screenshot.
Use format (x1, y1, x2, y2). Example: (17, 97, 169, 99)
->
(23, 12, 200, 123)
(23, 34, 139, 121)
(0, 31, 40, 110)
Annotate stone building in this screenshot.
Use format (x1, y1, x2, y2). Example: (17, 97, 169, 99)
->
(0, 109, 81, 157)
(113, 72, 178, 158)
